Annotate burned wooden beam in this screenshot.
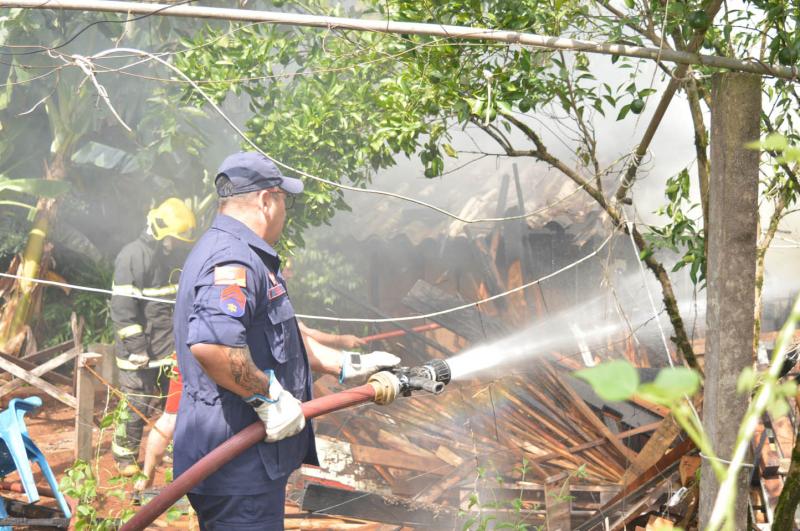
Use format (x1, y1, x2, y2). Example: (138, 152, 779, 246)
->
(301, 483, 456, 527)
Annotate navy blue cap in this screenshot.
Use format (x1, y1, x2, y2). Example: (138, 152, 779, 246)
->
(215, 152, 304, 197)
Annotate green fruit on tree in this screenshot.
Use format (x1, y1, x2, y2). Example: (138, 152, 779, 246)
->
(778, 46, 799, 66)
(518, 99, 533, 113)
(630, 98, 645, 114)
(688, 10, 710, 31)
(424, 167, 436, 178)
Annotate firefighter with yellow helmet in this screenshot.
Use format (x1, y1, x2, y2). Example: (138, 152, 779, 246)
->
(111, 197, 196, 476)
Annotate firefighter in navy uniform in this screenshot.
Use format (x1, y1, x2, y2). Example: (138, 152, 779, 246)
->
(111, 197, 196, 476)
(174, 152, 401, 529)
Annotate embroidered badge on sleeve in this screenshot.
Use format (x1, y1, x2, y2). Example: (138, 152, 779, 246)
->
(214, 266, 247, 287)
(220, 285, 246, 317)
(266, 270, 286, 300)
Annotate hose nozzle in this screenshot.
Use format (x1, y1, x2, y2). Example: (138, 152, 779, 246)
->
(391, 359, 452, 396)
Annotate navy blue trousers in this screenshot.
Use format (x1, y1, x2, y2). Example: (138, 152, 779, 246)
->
(188, 477, 289, 531)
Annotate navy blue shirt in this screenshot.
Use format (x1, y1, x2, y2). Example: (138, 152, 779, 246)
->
(173, 214, 317, 495)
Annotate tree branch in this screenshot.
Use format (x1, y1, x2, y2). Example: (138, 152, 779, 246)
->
(614, 0, 725, 203)
(498, 111, 702, 373)
(685, 77, 710, 226)
(596, 0, 671, 50)
(557, 51, 601, 189)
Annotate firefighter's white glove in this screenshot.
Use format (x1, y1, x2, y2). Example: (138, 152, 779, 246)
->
(246, 372, 305, 443)
(339, 351, 401, 384)
(127, 352, 150, 368)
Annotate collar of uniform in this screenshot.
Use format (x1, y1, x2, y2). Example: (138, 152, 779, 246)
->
(211, 214, 280, 261)
(139, 229, 159, 248)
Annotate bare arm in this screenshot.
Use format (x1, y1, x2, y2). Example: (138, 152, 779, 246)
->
(190, 343, 270, 398)
(298, 322, 366, 349)
(301, 333, 344, 376)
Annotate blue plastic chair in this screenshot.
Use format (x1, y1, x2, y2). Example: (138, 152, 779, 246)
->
(0, 396, 71, 529)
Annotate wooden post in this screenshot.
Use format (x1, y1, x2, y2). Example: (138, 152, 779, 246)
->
(512, 164, 539, 315)
(699, 72, 761, 527)
(89, 343, 118, 388)
(74, 353, 100, 462)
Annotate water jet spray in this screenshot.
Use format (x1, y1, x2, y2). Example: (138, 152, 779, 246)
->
(121, 359, 453, 531)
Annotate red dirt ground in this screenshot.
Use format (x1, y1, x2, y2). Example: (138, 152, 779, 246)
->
(2, 387, 392, 530)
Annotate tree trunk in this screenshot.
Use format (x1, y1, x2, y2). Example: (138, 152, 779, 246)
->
(699, 72, 762, 528)
(0, 154, 65, 355)
(774, 393, 800, 529)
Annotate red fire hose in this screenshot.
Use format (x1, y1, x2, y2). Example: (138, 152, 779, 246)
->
(120, 375, 398, 531)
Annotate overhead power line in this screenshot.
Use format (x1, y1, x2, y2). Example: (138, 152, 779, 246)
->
(2, 0, 798, 81)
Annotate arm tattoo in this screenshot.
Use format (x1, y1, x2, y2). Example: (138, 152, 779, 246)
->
(226, 346, 268, 395)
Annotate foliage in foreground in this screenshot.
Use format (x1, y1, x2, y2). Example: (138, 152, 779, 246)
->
(576, 291, 800, 531)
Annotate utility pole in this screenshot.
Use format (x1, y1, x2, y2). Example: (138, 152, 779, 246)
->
(699, 72, 761, 527)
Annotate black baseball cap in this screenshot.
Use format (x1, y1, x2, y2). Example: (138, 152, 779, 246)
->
(215, 152, 304, 197)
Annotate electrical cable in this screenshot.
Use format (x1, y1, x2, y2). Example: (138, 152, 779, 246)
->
(0, 228, 616, 323)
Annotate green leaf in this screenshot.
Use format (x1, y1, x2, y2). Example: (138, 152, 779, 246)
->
(0, 200, 36, 211)
(636, 367, 701, 407)
(768, 397, 790, 419)
(736, 367, 756, 394)
(574, 360, 639, 402)
(442, 143, 458, 158)
(0, 177, 70, 197)
(747, 133, 788, 151)
(496, 100, 513, 115)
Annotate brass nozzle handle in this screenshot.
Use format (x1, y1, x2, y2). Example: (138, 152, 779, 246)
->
(368, 371, 400, 405)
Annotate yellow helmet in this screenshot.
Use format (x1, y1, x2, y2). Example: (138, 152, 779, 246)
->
(147, 198, 196, 242)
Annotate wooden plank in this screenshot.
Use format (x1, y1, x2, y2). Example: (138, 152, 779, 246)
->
(549, 368, 636, 462)
(377, 430, 437, 459)
(679, 456, 701, 486)
(416, 459, 475, 504)
(530, 422, 661, 466)
(621, 416, 683, 485)
(605, 438, 694, 509)
(544, 472, 571, 531)
(301, 484, 455, 527)
(646, 515, 675, 530)
(753, 422, 781, 477)
(350, 444, 451, 474)
(0, 352, 72, 386)
(770, 413, 794, 460)
(0, 355, 76, 408)
(435, 446, 464, 466)
(0, 348, 81, 398)
(576, 471, 678, 531)
(608, 477, 674, 531)
(20, 340, 73, 363)
(74, 353, 100, 461)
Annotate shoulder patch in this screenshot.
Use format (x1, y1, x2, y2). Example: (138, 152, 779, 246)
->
(219, 284, 246, 317)
(214, 266, 247, 287)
